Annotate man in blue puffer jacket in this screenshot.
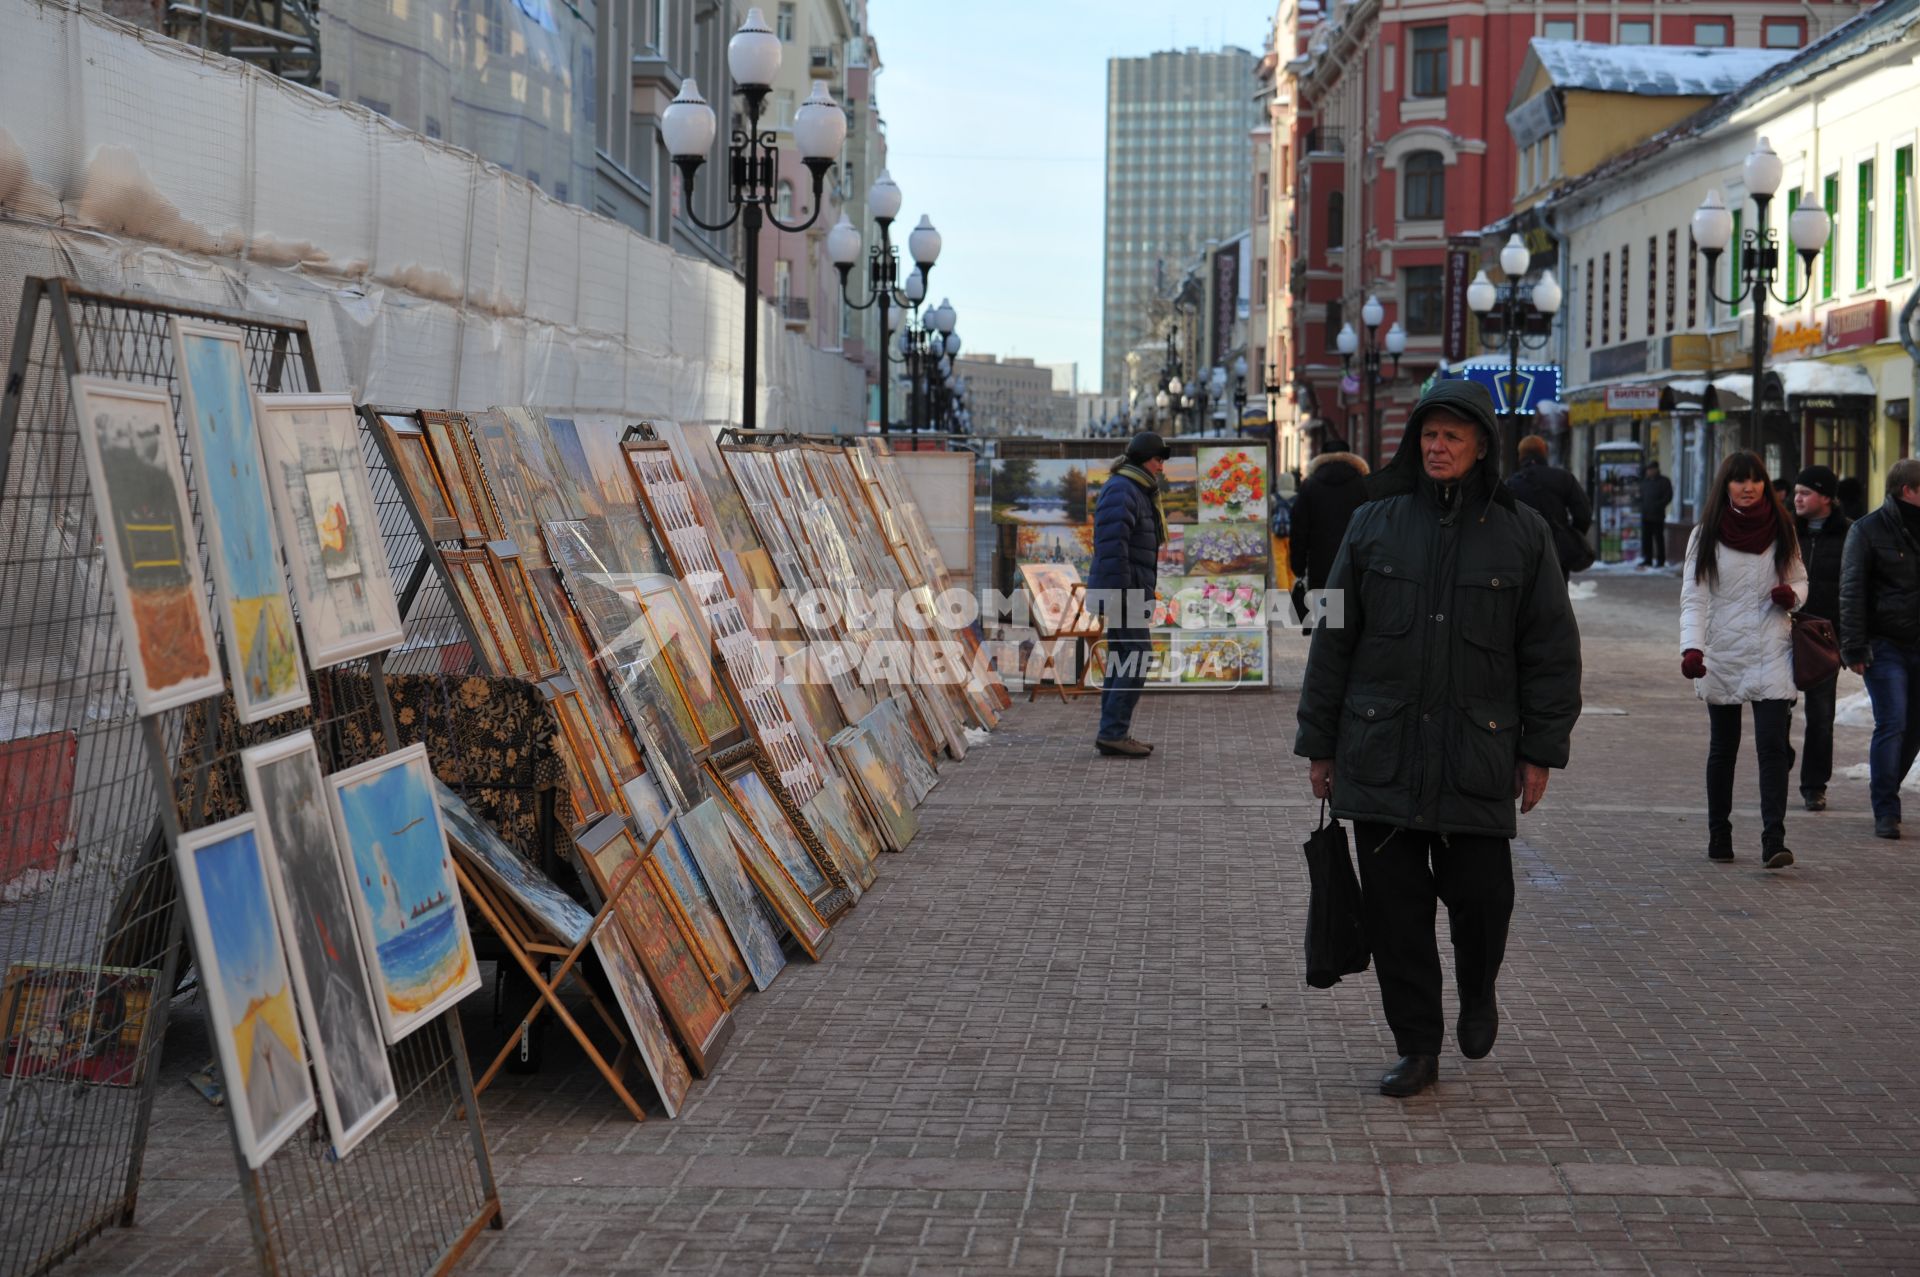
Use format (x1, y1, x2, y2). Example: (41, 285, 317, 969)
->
(1087, 430, 1170, 756)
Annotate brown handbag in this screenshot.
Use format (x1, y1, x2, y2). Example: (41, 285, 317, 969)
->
(1790, 612, 1841, 690)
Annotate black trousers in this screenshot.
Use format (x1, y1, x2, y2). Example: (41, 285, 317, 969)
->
(1354, 822, 1515, 1057)
(1643, 517, 1667, 567)
(1799, 672, 1838, 799)
(1706, 700, 1792, 842)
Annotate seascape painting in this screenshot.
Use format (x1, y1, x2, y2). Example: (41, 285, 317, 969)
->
(257, 395, 406, 668)
(328, 744, 482, 1042)
(677, 801, 786, 991)
(242, 732, 398, 1157)
(172, 814, 317, 1168)
(171, 319, 308, 722)
(69, 377, 223, 715)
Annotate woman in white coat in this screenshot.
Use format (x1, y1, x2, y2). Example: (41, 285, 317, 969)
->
(1681, 452, 1808, 868)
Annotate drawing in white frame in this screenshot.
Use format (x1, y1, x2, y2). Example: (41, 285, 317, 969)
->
(327, 742, 483, 1042)
(68, 376, 225, 715)
(242, 730, 399, 1158)
(256, 393, 406, 668)
(170, 317, 309, 722)
(171, 812, 318, 1167)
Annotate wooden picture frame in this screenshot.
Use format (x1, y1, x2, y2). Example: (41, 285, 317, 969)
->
(485, 539, 559, 674)
(441, 549, 510, 674)
(706, 743, 853, 922)
(374, 412, 462, 542)
(675, 799, 786, 991)
(538, 675, 620, 818)
(647, 819, 753, 1006)
(422, 411, 500, 542)
(633, 573, 741, 752)
(714, 800, 831, 961)
(458, 549, 531, 679)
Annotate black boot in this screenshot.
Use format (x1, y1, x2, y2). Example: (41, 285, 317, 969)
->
(1762, 832, 1794, 870)
(1457, 996, 1499, 1060)
(1378, 1054, 1439, 1097)
(1707, 829, 1734, 862)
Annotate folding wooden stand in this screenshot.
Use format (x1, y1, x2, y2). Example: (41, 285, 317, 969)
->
(1028, 582, 1105, 703)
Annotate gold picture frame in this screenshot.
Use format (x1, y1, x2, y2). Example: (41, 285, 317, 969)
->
(706, 742, 854, 923)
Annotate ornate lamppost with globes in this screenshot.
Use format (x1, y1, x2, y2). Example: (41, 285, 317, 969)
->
(826, 171, 943, 433)
(894, 297, 958, 431)
(1336, 294, 1405, 469)
(1466, 234, 1562, 476)
(660, 7, 848, 430)
(1691, 137, 1831, 456)
(1231, 355, 1249, 427)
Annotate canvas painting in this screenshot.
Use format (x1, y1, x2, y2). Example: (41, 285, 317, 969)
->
(528, 565, 645, 779)
(621, 771, 673, 839)
(650, 821, 752, 1003)
(542, 678, 619, 817)
(636, 573, 740, 748)
(488, 542, 556, 673)
(329, 744, 483, 1042)
(575, 814, 731, 1075)
(1174, 631, 1269, 687)
(867, 697, 940, 806)
(721, 765, 827, 898)
(435, 777, 591, 947)
(172, 814, 316, 1167)
(422, 412, 493, 542)
(1014, 523, 1095, 575)
(831, 724, 919, 852)
(1, 962, 153, 1087)
(171, 319, 308, 723)
(1197, 447, 1269, 523)
(589, 910, 694, 1117)
(68, 377, 223, 715)
(242, 732, 398, 1157)
(803, 783, 878, 894)
(676, 800, 786, 991)
(992, 458, 1092, 524)
(1182, 523, 1269, 574)
(718, 803, 830, 960)
(443, 550, 509, 673)
(257, 394, 407, 669)
(375, 413, 462, 543)
(654, 421, 762, 556)
(1019, 563, 1088, 638)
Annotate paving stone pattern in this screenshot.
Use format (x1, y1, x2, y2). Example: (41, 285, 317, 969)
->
(72, 574, 1920, 1273)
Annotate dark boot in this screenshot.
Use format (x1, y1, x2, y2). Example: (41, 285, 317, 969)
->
(1095, 738, 1150, 758)
(1875, 817, 1902, 839)
(1762, 832, 1794, 870)
(1378, 1054, 1439, 1097)
(1707, 829, 1734, 862)
(1457, 996, 1499, 1060)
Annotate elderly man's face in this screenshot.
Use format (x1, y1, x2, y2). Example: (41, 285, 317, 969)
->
(1421, 411, 1486, 483)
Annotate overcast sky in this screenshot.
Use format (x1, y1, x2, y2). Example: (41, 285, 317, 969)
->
(870, 0, 1269, 393)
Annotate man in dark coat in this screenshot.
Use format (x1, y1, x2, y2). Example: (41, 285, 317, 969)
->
(1839, 458, 1920, 838)
(1295, 379, 1583, 1098)
(1087, 430, 1168, 757)
(1792, 465, 1850, 812)
(1505, 434, 1594, 577)
(1640, 461, 1674, 568)
(1289, 442, 1371, 610)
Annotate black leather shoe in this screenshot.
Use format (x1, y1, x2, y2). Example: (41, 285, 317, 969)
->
(1707, 830, 1734, 862)
(1095, 738, 1150, 758)
(1875, 817, 1902, 839)
(1378, 1054, 1439, 1098)
(1803, 792, 1827, 812)
(1457, 998, 1499, 1060)
(1762, 839, 1794, 870)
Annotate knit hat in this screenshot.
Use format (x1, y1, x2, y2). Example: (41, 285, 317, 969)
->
(1794, 465, 1838, 500)
(1125, 430, 1171, 464)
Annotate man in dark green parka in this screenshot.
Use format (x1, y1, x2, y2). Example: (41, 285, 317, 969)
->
(1295, 378, 1582, 1098)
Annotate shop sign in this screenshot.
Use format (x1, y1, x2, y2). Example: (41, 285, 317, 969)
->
(1665, 331, 1743, 371)
(1769, 319, 1823, 361)
(1824, 299, 1887, 353)
(1443, 244, 1472, 363)
(1588, 340, 1649, 380)
(1211, 241, 1241, 367)
(1605, 384, 1661, 412)
(1458, 363, 1561, 416)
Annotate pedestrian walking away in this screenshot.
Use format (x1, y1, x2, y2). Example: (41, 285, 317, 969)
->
(1838, 457, 1920, 839)
(1641, 461, 1674, 568)
(1295, 378, 1582, 1099)
(1791, 465, 1850, 812)
(1087, 429, 1168, 759)
(1506, 434, 1595, 578)
(1289, 442, 1371, 626)
(1680, 452, 1807, 867)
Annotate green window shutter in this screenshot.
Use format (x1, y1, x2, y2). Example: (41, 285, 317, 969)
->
(1896, 146, 1914, 279)
(1730, 210, 1742, 317)
(1823, 175, 1840, 300)
(1857, 161, 1874, 291)
(1787, 187, 1801, 296)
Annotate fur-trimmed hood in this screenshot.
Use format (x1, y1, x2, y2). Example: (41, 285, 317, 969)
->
(1307, 450, 1369, 480)
(1366, 378, 1516, 512)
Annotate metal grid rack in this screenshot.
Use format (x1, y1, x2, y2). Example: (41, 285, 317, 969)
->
(0, 279, 498, 1276)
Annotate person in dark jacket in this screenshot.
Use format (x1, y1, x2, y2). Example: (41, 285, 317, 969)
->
(1289, 444, 1371, 603)
(1296, 379, 1583, 1099)
(1791, 465, 1850, 811)
(1087, 430, 1169, 757)
(1641, 461, 1675, 568)
(1838, 458, 1920, 838)
(1506, 435, 1594, 577)
(1836, 475, 1869, 521)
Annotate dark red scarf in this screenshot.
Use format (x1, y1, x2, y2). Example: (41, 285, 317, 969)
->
(1719, 497, 1779, 555)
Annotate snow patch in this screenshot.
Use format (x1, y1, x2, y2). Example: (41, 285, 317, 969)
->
(1566, 580, 1598, 601)
(1529, 39, 1793, 97)
(1841, 760, 1920, 790)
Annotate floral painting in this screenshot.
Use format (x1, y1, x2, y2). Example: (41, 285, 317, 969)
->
(1197, 447, 1268, 523)
(1182, 523, 1269, 574)
(1174, 631, 1269, 686)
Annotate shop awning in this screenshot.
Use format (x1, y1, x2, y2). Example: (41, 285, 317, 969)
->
(1777, 361, 1878, 399)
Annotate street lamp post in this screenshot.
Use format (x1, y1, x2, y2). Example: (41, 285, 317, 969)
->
(1692, 137, 1832, 457)
(1336, 294, 1406, 469)
(828, 171, 942, 433)
(1466, 234, 1563, 476)
(660, 7, 848, 430)
(893, 297, 957, 431)
(1232, 355, 1249, 428)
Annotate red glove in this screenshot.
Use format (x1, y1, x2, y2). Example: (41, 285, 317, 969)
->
(1770, 584, 1798, 609)
(1681, 649, 1706, 680)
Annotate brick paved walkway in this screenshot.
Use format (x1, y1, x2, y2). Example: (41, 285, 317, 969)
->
(74, 574, 1920, 1273)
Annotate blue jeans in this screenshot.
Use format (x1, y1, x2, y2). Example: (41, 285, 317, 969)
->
(1097, 625, 1150, 741)
(1862, 639, 1920, 821)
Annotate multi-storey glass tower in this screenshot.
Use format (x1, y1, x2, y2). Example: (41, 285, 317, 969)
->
(1102, 47, 1259, 396)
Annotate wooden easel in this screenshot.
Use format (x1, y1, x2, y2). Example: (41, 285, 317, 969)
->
(1029, 582, 1105, 703)
(456, 841, 660, 1123)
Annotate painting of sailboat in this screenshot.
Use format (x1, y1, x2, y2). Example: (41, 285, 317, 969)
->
(172, 813, 316, 1168)
(328, 744, 482, 1043)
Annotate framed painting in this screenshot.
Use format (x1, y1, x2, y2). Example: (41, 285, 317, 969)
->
(241, 732, 398, 1158)
(676, 799, 786, 991)
(868, 696, 941, 806)
(652, 422, 762, 557)
(1197, 447, 1268, 524)
(257, 394, 406, 669)
(803, 778, 880, 893)
(586, 895, 693, 1117)
(170, 319, 309, 723)
(716, 802, 830, 960)
(635, 573, 741, 750)
(1018, 563, 1090, 639)
(527, 566, 645, 779)
(538, 675, 620, 818)
(435, 776, 591, 948)
(830, 724, 918, 853)
(441, 550, 509, 673)
(422, 411, 500, 542)
(648, 820, 752, 1005)
(460, 550, 532, 678)
(620, 771, 673, 840)
(707, 743, 852, 920)
(1, 962, 154, 1087)
(373, 412, 462, 543)
(172, 813, 317, 1167)
(328, 743, 483, 1043)
(68, 377, 223, 715)
(465, 410, 548, 567)
(486, 540, 559, 674)
(574, 813, 732, 1076)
